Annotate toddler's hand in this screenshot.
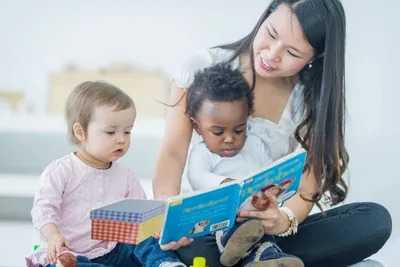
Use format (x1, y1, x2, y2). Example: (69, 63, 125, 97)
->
(57, 248, 77, 267)
(152, 231, 161, 239)
(159, 236, 193, 251)
(47, 233, 68, 264)
(220, 177, 235, 184)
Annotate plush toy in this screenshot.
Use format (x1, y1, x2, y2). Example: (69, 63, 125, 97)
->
(56, 248, 77, 267)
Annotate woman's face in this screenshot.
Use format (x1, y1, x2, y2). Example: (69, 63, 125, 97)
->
(252, 4, 315, 79)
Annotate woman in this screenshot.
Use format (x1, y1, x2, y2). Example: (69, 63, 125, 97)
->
(153, 0, 392, 266)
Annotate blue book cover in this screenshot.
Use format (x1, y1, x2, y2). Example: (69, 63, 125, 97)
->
(160, 182, 241, 245)
(159, 149, 307, 245)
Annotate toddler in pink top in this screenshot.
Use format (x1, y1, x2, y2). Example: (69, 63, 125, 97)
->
(26, 81, 145, 267)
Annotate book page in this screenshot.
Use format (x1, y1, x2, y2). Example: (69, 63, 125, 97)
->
(239, 149, 307, 208)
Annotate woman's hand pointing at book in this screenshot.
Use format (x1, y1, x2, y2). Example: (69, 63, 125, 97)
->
(238, 193, 290, 235)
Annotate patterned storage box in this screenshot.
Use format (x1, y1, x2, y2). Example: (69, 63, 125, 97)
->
(90, 199, 165, 244)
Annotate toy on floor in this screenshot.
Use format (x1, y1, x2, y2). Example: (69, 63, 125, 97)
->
(191, 256, 206, 267)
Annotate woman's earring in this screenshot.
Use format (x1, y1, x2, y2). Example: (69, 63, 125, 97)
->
(308, 62, 313, 69)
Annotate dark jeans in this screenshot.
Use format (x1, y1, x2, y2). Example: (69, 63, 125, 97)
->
(45, 243, 141, 267)
(176, 202, 392, 267)
(44, 238, 181, 267)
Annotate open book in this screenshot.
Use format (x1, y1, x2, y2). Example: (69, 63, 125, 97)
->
(159, 148, 307, 245)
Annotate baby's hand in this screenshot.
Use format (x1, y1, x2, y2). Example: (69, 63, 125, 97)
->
(57, 248, 77, 267)
(220, 177, 235, 184)
(152, 231, 161, 239)
(159, 236, 193, 251)
(47, 234, 68, 264)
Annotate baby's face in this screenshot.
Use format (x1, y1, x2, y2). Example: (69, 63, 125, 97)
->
(82, 104, 136, 164)
(194, 99, 248, 158)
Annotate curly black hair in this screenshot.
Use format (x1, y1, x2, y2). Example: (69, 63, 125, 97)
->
(186, 63, 253, 119)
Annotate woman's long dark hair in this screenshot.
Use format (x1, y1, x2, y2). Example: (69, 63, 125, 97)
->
(218, 0, 349, 206)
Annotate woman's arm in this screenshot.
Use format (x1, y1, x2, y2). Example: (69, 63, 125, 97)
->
(286, 167, 318, 220)
(153, 84, 197, 249)
(153, 84, 193, 199)
(277, 168, 318, 232)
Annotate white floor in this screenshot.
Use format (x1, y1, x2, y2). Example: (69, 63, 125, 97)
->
(1, 176, 399, 266)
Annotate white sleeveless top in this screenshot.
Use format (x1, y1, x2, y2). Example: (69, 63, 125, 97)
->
(173, 48, 306, 161)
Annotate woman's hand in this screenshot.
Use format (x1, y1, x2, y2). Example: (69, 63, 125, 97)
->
(159, 236, 193, 251)
(238, 193, 289, 235)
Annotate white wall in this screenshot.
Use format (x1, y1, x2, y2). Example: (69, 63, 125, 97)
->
(343, 1, 400, 241)
(2, 0, 398, 130)
(345, 1, 399, 136)
(0, 0, 265, 113)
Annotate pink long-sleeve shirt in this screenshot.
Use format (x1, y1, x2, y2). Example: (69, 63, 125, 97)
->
(26, 153, 146, 266)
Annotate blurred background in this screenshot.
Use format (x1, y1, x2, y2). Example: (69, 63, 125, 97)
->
(0, 0, 399, 266)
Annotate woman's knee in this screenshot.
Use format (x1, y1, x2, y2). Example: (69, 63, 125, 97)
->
(362, 202, 392, 244)
(346, 202, 392, 252)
